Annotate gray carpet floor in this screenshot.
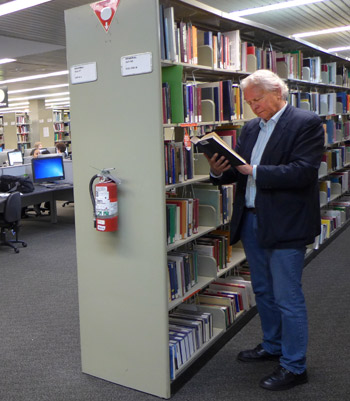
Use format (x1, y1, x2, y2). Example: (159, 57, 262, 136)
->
(1, 203, 349, 401)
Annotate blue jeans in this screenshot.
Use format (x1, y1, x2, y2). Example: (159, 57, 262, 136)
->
(240, 210, 308, 374)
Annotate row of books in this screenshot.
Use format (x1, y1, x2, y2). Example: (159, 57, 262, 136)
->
(15, 115, 30, 124)
(320, 169, 350, 204)
(330, 170, 350, 194)
(159, 4, 350, 87)
(201, 277, 255, 317)
(288, 91, 350, 116)
(163, 69, 350, 127)
(301, 58, 349, 86)
(322, 147, 350, 174)
(193, 183, 235, 227)
(167, 226, 242, 302)
(53, 122, 70, 132)
(193, 234, 229, 272)
(256, 51, 349, 86)
(324, 120, 350, 145)
(317, 195, 350, 246)
(166, 197, 199, 245)
(160, 5, 241, 70)
(164, 141, 194, 185)
(241, 43, 277, 74)
(16, 133, 30, 143)
(159, 4, 281, 74)
(169, 308, 213, 379)
(54, 132, 70, 142)
(169, 271, 255, 379)
(16, 125, 30, 133)
(166, 184, 235, 245)
(168, 250, 199, 301)
(53, 110, 70, 123)
(196, 275, 253, 330)
(162, 65, 245, 124)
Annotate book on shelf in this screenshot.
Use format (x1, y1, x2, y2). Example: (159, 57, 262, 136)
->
(169, 325, 195, 359)
(198, 294, 235, 325)
(163, 6, 177, 62)
(322, 209, 344, 228)
(169, 318, 202, 350)
(166, 199, 188, 241)
(170, 311, 212, 345)
(225, 30, 241, 71)
(162, 65, 184, 124)
(168, 251, 198, 298)
(195, 237, 224, 270)
(191, 132, 246, 167)
(209, 281, 249, 311)
(222, 276, 256, 307)
(205, 288, 242, 313)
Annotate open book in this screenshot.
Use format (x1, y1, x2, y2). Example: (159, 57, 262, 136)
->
(191, 132, 246, 166)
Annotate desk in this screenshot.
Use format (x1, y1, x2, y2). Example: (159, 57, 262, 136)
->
(0, 184, 74, 223)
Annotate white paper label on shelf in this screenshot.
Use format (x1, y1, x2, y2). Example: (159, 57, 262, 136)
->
(121, 52, 152, 77)
(70, 62, 97, 84)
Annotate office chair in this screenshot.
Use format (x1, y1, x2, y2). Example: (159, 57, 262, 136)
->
(0, 192, 27, 253)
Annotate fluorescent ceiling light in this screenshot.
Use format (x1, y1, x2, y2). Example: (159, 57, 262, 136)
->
(229, 0, 326, 17)
(0, 58, 16, 65)
(0, 107, 29, 113)
(8, 102, 29, 107)
(328, 46, 350, 53)
(0, 0, 52, 17)
(293, 25, 350, 38)
(10, 91, 70, 102)
(46, 102, 70, 108)
(0, 70, 68, 85)
(45, 97, 70, 103)
(8, 84, 69, 94)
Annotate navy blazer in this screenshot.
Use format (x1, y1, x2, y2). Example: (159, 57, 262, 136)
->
(211, 103, 325, 248)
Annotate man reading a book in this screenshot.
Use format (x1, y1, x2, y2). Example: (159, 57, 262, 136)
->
(205, 69, 324, 391)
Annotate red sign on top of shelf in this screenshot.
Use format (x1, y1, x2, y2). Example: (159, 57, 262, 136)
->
(90, 0, 120, 33)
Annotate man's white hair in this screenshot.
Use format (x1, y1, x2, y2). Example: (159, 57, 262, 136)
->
(241, 69, 289, 100)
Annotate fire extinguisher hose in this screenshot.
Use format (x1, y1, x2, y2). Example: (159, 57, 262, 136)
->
(89, 174, 99, 227)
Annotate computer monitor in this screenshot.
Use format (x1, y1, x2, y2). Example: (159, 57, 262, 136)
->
(31, 156, 65, 183)
(7, 150, 23, 166)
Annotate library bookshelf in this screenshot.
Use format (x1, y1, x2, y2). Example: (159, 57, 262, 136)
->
(15, 112, 31, 152)
(65, 0, 350, 398)
(53, 108, 71, 150)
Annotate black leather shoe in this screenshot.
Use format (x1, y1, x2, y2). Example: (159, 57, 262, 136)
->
(237, 344, 281, 362)
(259, 365, 308, 391)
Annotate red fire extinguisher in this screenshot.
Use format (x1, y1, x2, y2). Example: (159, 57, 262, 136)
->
(89, 168, 121, 232)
